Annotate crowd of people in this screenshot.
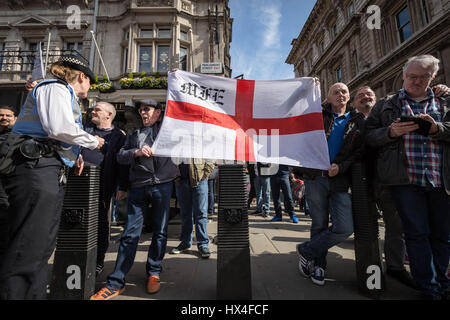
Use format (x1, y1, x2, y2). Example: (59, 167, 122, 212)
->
(0, 52, 448, 301)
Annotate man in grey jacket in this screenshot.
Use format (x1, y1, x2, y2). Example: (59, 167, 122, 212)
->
(90, 99, 179, 300)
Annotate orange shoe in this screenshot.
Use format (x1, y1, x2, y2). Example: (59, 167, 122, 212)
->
(89, 287, 125, 300)
(147, 275, 161, 294)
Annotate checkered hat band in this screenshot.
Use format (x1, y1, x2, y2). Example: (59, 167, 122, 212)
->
(60, 56, 88, 68)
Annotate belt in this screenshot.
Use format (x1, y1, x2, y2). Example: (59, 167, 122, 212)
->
(317, 170, 328, 177)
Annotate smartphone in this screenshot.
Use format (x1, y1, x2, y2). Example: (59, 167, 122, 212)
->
(399, 116, 432, 136)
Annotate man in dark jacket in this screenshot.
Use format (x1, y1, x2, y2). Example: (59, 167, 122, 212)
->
(294, 82, 365, 286)
(90, 99, 179, 299)
(75, 101, 129, 276)
(0, 105, 18, 261)
(365, 55, 450, 300)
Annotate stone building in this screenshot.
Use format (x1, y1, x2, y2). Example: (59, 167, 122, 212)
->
(0, 0, 233, 129)
(286, 0, 449, 101)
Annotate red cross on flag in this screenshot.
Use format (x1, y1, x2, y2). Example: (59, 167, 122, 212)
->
(152, 70, 330, 170)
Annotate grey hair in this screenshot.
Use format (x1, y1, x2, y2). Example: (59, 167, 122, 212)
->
(96, 101, 116, 120)
(402, 55, 440, 77)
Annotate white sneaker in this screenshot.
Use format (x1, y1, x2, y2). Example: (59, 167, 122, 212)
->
(311, 266, 325, 286)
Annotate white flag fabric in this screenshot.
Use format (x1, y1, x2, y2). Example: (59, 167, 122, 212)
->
(31, 42, 44, 81)
(152, 70, 330, 170)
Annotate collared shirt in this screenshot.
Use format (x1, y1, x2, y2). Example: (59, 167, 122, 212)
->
(327, 111, 351, 163)
(399, 88, 443, 187)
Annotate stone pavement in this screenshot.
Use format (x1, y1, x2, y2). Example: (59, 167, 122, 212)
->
(90, 204, 422, 301)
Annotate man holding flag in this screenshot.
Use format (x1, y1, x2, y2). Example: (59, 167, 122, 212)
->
(294, 82, 365, 286)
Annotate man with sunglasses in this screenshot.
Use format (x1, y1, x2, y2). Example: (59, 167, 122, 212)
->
(90, 99, 179, 300)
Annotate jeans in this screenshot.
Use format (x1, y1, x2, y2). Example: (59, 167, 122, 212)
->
(254, 175, 271, 213)
(107, 182, 172, 290)
(208, 178, 215, 215)
(270, 173, 296, 217)
(176, 179, 209, 249)
(300, 176, 354, 269)
(389, 185, 450, 297)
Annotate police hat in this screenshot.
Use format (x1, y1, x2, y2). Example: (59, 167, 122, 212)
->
(135, 99, 162, 110)
(59, 54, 95, 83)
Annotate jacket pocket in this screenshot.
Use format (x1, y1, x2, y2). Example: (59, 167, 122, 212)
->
(376, 143, 409, 185)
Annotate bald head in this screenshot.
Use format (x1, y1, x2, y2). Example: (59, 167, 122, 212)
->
(327, 83, 350, 112)
(91, 101, 116, 129)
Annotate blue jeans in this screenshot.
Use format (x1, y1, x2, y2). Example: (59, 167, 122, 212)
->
(208, 179, 215, 215)
(389, 185, 450, 297)
(270, 173, 296, 217)
(300, 176, 354, 269)
(176, 179, 209, 249)
(254, 176, 271, 213)
(107, 182, 172, 290)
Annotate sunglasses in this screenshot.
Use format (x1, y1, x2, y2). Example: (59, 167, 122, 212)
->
(139, 106, 154, 112)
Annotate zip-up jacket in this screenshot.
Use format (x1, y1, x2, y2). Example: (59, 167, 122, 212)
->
(365, 93, 450, 193)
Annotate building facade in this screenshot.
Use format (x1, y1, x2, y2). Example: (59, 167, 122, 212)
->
(0, 0, 233, 128)
(286, 0, 449, 101)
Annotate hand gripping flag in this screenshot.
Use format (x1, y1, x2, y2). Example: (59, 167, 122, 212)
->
(152, 70, 330, 170)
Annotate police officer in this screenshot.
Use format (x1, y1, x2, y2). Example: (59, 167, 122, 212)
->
(0, 54, 104, 300)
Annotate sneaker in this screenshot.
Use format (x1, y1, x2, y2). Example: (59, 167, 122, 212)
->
(147, 275, 161, 294)
(89, 287, 125, 300)
(296, 244, 314, 278)
(199, 246, 211, 259)
(251, 210, 262, 215)
(271, 215, 282, 222)
(311, 266, 325, 286)
(95, 264, 104, 277)
(261, 211, 269, 218)
(170, 242, 191, 254)
(290, 215, 299, 223)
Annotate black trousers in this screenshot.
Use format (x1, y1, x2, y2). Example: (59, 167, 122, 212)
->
(96, 195, 112, 266)
(0, 156, 65, 300)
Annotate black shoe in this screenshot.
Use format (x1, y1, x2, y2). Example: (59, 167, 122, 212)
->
(199, 246, 211, 259)
(386, 269, 419, 290)
(251, 210, 262, 215)
(422, 293, 442, 300)
(171, 242, 191, 254)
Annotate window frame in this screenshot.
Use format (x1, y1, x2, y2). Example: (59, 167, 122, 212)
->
(396, 6, 412, 43)
(138, 45, 153, 73)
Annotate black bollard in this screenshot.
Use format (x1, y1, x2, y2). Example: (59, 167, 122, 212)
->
(351, 162, 385, 299)
(49, 166, 100, 300)
(216, 164, 252, 300)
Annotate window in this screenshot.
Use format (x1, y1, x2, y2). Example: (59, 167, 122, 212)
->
(140, 28, 153, 38)
(180, 30, 188, 41)
(157, 28, 171, 38)
(0, 42, 3, 71)
(124, 31, 129, 40)
(382, 24, 390, 54)
(319, 40, 324, 54)
(396, 6, 412, 43)
(352, 51, 358, 76)
(157, 45, 170, 73)
(332, 24, 338, 37)
(336, 66, 342, 82)
(65, 42, 83, 51)
(122, 47, 128, 73)
(23, 42, 44, 72)
(421, 0, 429, 25)
(139, 45, 152, 73)
(348, 2, 355, 17)
(179, 47, 188, 71)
